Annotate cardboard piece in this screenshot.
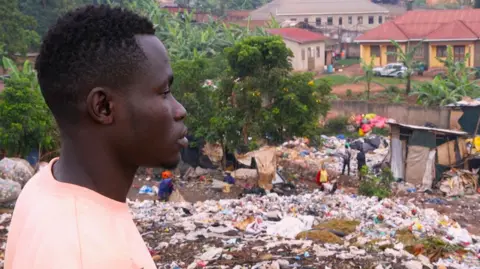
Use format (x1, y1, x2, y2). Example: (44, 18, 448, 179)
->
(168, 189, 186, 203)
(255, 148, 277, 191)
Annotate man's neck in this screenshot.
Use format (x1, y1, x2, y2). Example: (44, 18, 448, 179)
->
(53, 136, 137, 203)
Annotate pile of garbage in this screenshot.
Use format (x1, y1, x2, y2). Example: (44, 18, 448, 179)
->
(439, 169, 479, 197)
(127, 190, 480, 268)
(350, 114, 389, 137)
(277, 136, 389, 179)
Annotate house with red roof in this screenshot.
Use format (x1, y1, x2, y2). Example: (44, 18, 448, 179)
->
(267, 28, 329, 71)
(355, 9, 480, 68)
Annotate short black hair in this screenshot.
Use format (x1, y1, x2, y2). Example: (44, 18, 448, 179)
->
(35, 4, 155, 124)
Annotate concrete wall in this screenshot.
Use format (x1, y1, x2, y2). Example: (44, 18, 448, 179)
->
(331, 100, 451, 128)
(360, 43, 406, 67)
(429, 42, 475, 68)
(284, 39, 326, 72)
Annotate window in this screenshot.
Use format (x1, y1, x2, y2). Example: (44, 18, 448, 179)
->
(370, 45, 380, 57)
(339, 17, 343, 25)
(315, 17, 322, 26)
(358, 16, 363, 24)
(290, 18, 297, 21)
(414, 45, 424, 57)
(308, 47, 312, 58)
(378, 16, 383, 24)
(454, 45, 465, 62)
(301, 49, 305, 60)
(327, 17, 333, 25)
(436, 45, 447, 57)
(304, 18, 309, 23)
(316, 46, 321, 58)
(348, 16, 353, 24)
(368, 16, 374, 24)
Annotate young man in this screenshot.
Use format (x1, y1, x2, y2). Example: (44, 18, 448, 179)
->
(341, 144, 351, 176)
(5, 5, 187, 269)
(357, 149, 366, 180)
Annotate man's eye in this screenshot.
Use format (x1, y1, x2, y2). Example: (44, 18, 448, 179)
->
(162, 89, 171, 96)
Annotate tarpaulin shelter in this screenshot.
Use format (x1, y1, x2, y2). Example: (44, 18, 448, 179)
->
(387, 120, 469, 189)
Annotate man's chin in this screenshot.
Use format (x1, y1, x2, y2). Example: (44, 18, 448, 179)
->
(159, 154, 181, 170)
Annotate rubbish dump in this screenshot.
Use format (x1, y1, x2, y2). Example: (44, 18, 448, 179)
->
(439, 169, 478, 197)
(125, 190, 480, 268)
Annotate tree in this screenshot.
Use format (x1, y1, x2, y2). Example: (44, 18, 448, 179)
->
(263, 73, 332, 142)
(224, 35, 292, 145)
(0, 57, 58, 158)
(0, 0, 39, 58)
(386, 40, 423, 94)
(353, 56, 379, 100)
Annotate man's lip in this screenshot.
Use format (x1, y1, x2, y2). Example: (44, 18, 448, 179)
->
(177, 136, 189, 148)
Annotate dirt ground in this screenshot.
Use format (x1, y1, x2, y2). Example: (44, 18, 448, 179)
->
(327, 64, 432, 98)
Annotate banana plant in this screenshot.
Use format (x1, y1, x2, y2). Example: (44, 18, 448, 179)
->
(353, 56, 384, 100)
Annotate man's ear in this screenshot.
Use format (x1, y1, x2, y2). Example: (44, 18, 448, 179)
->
(86, 87, 114, 125)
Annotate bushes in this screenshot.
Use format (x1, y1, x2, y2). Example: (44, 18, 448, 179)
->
(358, 167, 394, 199)
(323, 116, 349, 134)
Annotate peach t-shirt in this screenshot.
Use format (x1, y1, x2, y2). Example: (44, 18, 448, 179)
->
(5, 159, 156, 269)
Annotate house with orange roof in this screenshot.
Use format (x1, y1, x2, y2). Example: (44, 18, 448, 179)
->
(267, 28, 329, 71)
(355, 9, 480, 69)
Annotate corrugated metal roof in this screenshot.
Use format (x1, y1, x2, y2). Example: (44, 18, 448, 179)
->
(356, 9, 480, 42)
(276, 0, 388, 15)
(249, 0, 388, 21)
(267, 28, 328, 43)
(387, 120, 468, 136)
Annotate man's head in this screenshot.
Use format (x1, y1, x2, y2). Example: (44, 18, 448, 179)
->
(36, 5, 187, 168)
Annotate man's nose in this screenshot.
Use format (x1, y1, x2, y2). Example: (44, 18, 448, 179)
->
(173, 98, 187, 121)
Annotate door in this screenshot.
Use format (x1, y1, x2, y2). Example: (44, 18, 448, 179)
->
(307, 47, 315, 71)
(308, 57, 315, 71)
(387, 45, 396, 63)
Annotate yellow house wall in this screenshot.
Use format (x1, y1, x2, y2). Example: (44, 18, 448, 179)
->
(360, 43, 407, 67)
(429, 42, 475, 68)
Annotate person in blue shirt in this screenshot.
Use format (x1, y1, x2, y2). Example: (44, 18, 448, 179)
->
(158, 170, 174, 202)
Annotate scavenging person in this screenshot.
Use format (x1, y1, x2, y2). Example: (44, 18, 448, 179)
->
(357, 149, 367, 180)
(158, 170, 174, 202)
(341, 143, 352, 176)
(316, 164, 337, 194)
(5, 5, 187, 269)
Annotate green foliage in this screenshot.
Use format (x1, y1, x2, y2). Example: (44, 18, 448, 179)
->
(176, 0, 272, 15)
(358, 167, 394, 199)
(0, 0, 39, 57)
(386, 40, 423, 94)
(263, 74, 331, 142)
(324, 116, 349, 134)
(0, 57, 58, 158)
(145, 4, 270, 61)
(322, 74, 351, 86)
(413, 45, 480, 106)
(353, 56, 382, 100)
(225, 35, 292, 78)
(346, 89, 353, 98)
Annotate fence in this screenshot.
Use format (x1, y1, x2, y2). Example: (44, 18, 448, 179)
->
(331, 100, 451, 129)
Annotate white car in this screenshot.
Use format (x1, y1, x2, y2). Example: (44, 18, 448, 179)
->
(373, 63, 407, 78)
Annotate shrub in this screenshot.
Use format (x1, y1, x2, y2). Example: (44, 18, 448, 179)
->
(358, 167, 394, 199)
(346, 89, 353, 97)
(324, 116, 349, 134)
